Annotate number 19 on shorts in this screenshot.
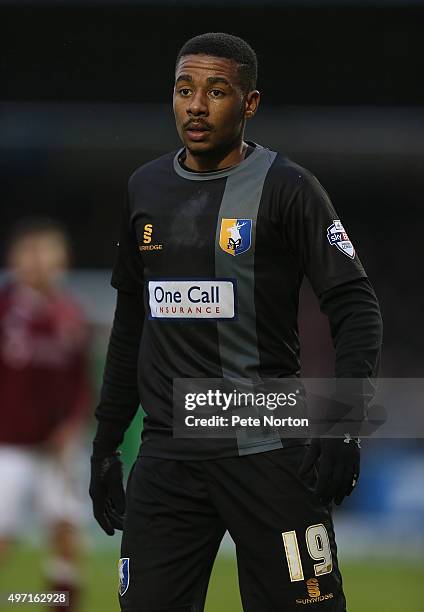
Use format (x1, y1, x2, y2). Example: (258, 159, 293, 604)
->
(282, 523, 333, 582)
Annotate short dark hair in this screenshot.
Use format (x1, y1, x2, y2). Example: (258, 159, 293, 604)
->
(176, 32, 258, 93)
(7, 216, 70, 254)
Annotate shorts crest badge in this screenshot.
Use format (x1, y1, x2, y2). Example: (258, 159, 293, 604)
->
(327, 220, 355, 259)
(219, 218, 252, 256)
(118, 557, 130, 596)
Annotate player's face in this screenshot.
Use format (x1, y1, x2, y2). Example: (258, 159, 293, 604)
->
(8, 232, 69, 291)
(173, 54, 259, 158)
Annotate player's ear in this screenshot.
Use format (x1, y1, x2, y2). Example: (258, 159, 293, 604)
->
(244, 90, 260, 120)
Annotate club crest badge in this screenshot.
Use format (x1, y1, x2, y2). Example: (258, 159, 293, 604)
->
(219, 218, 252, 256)
(327, 220, 355, 259)
(118, 558, 130, 596)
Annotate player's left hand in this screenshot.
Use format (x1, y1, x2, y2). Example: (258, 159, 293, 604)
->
(299, 436, 360, 506)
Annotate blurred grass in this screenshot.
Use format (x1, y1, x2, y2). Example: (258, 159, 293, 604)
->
(0, 545, 422, 612)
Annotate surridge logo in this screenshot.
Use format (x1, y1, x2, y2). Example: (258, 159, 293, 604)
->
(306, 578, 320, 598)
(143, 223, 153, 243)
(219, 218, 252, 256)
(140, 223, 163, 252)
(295, 578, 333, 605)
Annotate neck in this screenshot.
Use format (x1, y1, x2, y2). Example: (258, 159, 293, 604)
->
(184, 139, 249, 172)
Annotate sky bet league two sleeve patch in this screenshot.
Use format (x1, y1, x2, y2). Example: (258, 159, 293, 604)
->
(326, 219, 355, 259)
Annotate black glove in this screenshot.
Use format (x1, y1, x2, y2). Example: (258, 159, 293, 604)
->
(89, 452, 126, 536)
(299, 435, 360, 506)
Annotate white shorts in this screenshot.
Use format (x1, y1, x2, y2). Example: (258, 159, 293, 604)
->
(0, 445, 86, 537)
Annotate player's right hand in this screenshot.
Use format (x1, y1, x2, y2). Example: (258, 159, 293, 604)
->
(89, 452, 126, 536)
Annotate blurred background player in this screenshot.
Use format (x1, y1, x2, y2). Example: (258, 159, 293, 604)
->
(0, 218, 91, 610)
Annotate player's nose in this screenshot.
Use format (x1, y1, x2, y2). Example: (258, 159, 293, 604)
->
(187, 90, 208, 116)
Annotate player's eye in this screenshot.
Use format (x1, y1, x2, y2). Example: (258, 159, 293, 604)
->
(209, 89, 224, 98)
(179, 88, 192, 97)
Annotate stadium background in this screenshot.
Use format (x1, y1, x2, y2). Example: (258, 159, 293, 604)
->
(1, 1, 423, 610)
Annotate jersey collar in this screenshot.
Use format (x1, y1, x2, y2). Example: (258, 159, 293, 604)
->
(173, 142, 265, 181)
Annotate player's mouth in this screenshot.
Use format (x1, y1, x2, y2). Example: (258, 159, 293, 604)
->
(185, 122, 211, 142)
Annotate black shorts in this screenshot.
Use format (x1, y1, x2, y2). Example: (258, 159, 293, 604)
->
(119, 446, 346, 612)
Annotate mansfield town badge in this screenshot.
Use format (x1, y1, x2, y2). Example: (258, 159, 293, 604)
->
(118, 558, 130, 596)
(219, 218, 252, 256)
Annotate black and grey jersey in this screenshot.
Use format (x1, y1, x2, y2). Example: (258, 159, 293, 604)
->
(112, 143, 367, 459)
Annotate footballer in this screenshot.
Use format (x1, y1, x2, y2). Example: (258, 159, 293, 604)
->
(90, 33, 383, 611)
(0, 219, 91, 611)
